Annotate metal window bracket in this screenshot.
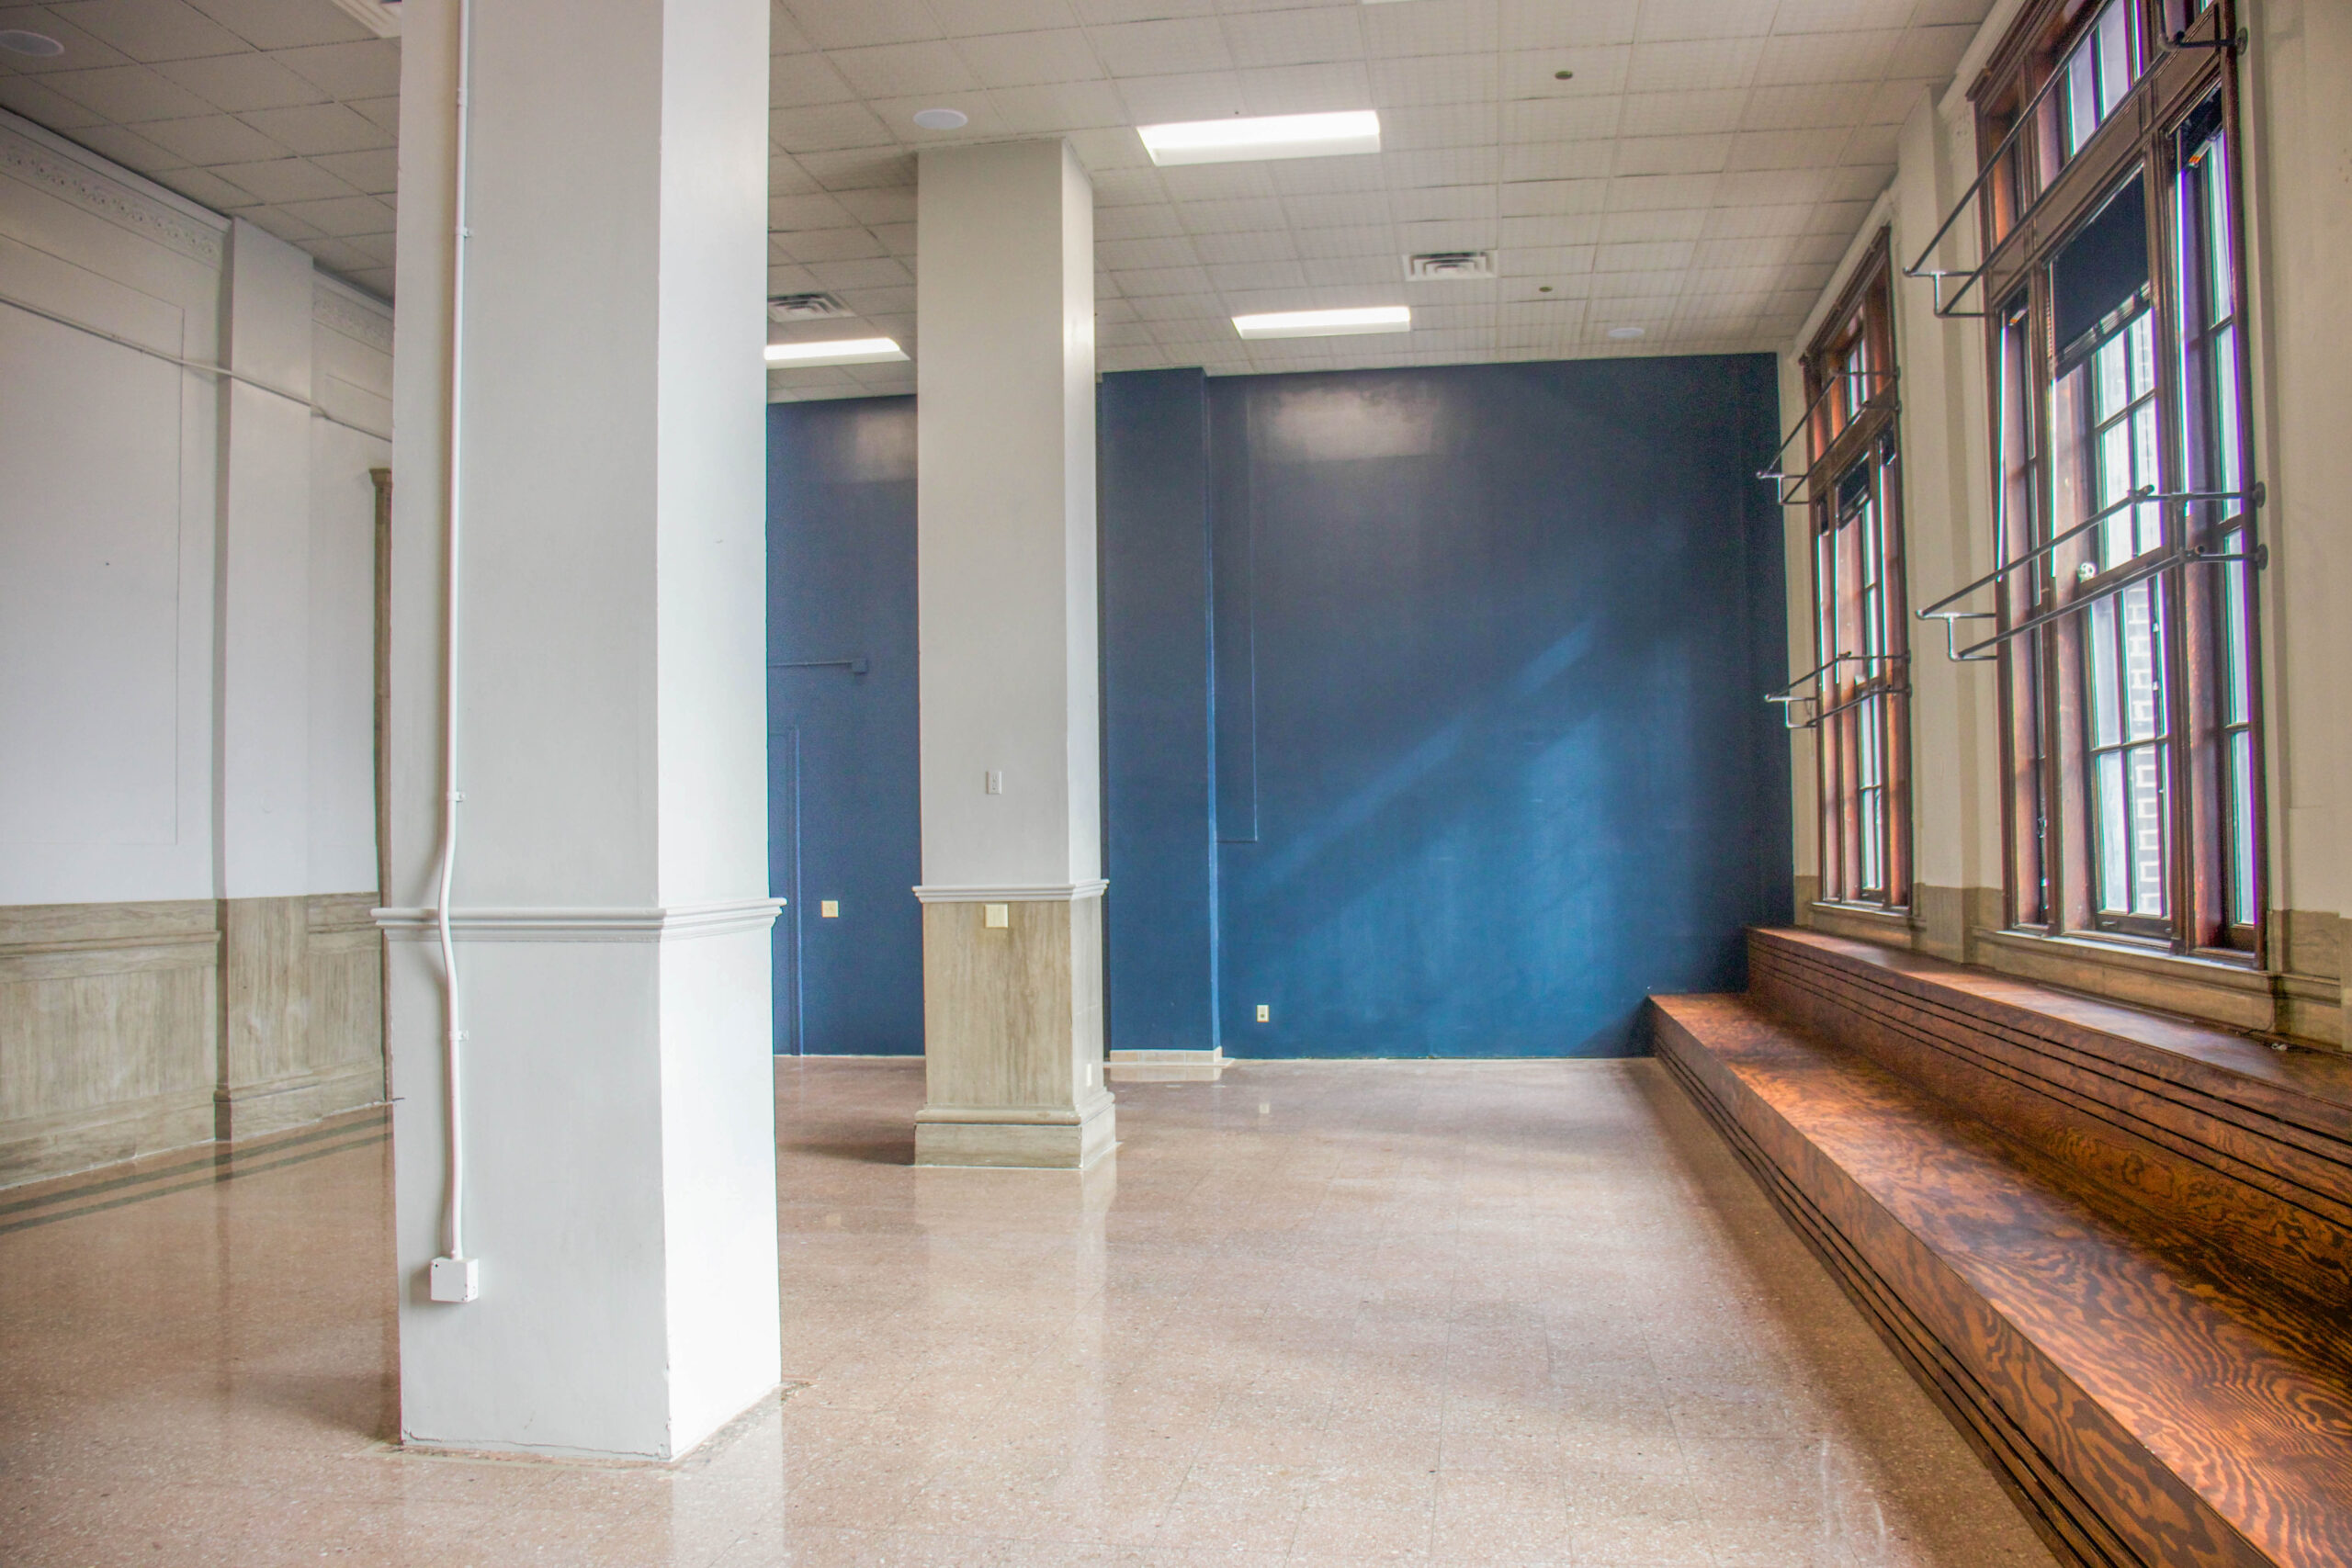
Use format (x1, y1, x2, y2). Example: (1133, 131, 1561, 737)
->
(771, 657, 870, 675)
(1901, 25, 2236, 321)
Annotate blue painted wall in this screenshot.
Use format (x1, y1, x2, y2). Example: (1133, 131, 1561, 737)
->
(764, 398, 922, 1055)
(1207, 359, 1789, 1057)
(765, 357, 1788, 1058)
(1099, 370, 1219, 1056)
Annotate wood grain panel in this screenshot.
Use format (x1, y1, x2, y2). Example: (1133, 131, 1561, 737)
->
(1750, 930, 2352, 1328)
(1654, 991, 2352, 1568)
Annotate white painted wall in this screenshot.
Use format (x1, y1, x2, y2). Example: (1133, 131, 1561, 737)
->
(0, 110, 392, 910)
(1776, 2, 2352, 1005)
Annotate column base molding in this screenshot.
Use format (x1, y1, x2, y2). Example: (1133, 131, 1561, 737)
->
(914, 1090, 1116, 1169)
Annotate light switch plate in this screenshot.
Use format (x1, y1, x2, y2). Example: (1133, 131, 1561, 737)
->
(984, 903, 1010, 929)
(1256, 1004, 1270, 1022)
(820, 900, 839, 918)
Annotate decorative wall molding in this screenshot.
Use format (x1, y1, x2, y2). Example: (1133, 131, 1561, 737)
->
(912, 881, 1108, 904)
(375, 898, 786, 942)
(312, 277, 393, 354)
(0, 114, 224, 268)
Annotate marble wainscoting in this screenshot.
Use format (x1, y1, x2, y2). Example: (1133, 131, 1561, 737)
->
(0, 896, 384, 1186)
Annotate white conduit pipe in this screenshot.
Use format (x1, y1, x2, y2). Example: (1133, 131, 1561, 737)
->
(431, 0, 478, 1291)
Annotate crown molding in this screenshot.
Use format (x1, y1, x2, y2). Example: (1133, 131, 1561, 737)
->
(0, 109, 226, 267)
(313, 276, 393, 354)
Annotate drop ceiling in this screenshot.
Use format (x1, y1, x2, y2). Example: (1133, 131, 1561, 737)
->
(0, 0, 1996, 400)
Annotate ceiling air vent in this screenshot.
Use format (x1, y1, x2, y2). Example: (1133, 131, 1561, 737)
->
(1404, 251, 1496, 281)
(768, 292, 853, 321)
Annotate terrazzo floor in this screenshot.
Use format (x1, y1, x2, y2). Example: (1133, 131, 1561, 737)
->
(0, 1057, 2059, 1567)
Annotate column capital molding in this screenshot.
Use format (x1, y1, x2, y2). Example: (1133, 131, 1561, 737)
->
(374, 897, 784, 942)
(911, 881, 1106, 904)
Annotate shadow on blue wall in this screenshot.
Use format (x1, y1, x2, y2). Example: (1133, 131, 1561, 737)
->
(765, 358, 1788, 1059)
(765, 397, 922, 1055)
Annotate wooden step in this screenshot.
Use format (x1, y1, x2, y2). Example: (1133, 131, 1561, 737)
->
(1749, 927, 2352, 1328)
(1653, 991, 2352, 1568)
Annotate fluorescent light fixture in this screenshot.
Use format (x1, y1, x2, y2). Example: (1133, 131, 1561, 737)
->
(765, 337, 907, 367)
(1140, 110, 1380, 166)
(1233, 306, 1410, 340)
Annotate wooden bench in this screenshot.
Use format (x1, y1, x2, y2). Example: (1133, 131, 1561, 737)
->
(1652, 928, 2352, 1568)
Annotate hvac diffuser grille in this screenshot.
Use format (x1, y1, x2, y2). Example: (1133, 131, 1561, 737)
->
(1404, 251, 1496, 280)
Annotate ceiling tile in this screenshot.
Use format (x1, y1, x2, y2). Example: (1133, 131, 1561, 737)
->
(807, 255, 913, 289)
(309, 145, 394, 193)
(1158, 160, 1281, 201)
(1727, 128, 1850, 170)
(1089, 17, 1231, 77)
(1095, 201, 1188, 239)
(1114, 69, 1244, 122)
(770, 100, 894, 151)
(954, 29, 1102, 87)
(1612, 134, 1731, 175)
(770, 190, 858, 229)
(991, 80, 1136, 131)
(1237, 61, 1371, 115)
(927, 0, 1082, 34)
(1100, 234, 1202, 269)
(770, 52, 857, 107)
(1391, 183, 1493, 222)
(1753, 28, 1898, 85)
(1635, 0, 1774, 44)
(235, 100, 385, 154)
(42, 62, 211, 120)
(1498, 0, 1634, 50)
(1624, 37, 1763, 93)
(1597, 207, 1706, 242)
(258, 38, 395, 98)
(273, 192, 392, 237)
(781, 0, 940, 50)
(134, 109, 283, 161)
(1363, 0, 1497, 57)
(1221, 6, 1363, 69)
(0, 73, 105, 130)
(1191, 228, 1299, 263)
(1498, 178, 1607, 217)
(1500, 96, 1622, 144)
(45, 0, 246, 62)
(1294, 223, 1396, 257)
(1370, 53, 1498, 108)
(153, 49, 322, 110)
(1617, 90, 1746, 137)
(210, 154, 352, 201)
(827, 41, 980, 99)
(1498, 47, 1628, 98)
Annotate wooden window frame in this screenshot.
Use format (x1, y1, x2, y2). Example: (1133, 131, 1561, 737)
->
(1970, 0, 2263, 961)
(1802, 231, 1911, 914)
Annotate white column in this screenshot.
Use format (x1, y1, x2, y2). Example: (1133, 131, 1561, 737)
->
(382, 0, 779, 1460)
(913, 141, 1114, 1168)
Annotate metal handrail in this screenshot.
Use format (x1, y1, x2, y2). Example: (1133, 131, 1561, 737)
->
(1917, 482, 2261, 625)
(1767, 653, 1908, 730)
(1902, 15, 2235, 320)
(1947, 536, 2264, 662)
(1758, 370, 1896, 493)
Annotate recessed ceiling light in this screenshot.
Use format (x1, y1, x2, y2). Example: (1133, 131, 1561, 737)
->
(0, 28, 65, 55)
(911, 107, 967, 130)
(765, 337, 908, 367)
(1140, 110, 1380, 167)
(1606, 326, 1646, 341)
(1233, 306, 1410, 340)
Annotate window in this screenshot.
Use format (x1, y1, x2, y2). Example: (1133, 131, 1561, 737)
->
(1970, 0, 2260, 954)
(1803, 234, 1908, 911)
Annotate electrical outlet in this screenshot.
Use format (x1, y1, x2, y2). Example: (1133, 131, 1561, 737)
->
(820, 900, 839, 918)
(984, 903, 1011, 929)
(984, 771, 1003, 795)
(1256, 1004, 1270, 1022)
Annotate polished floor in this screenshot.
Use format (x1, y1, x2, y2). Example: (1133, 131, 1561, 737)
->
(0, 1059, 2058, 1567)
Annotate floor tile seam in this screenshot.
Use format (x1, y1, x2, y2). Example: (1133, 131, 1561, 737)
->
(0, 1132, 391, 1236)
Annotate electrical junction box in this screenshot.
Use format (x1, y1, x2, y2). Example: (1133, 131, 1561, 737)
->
(429, 1256, 480, 1303)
